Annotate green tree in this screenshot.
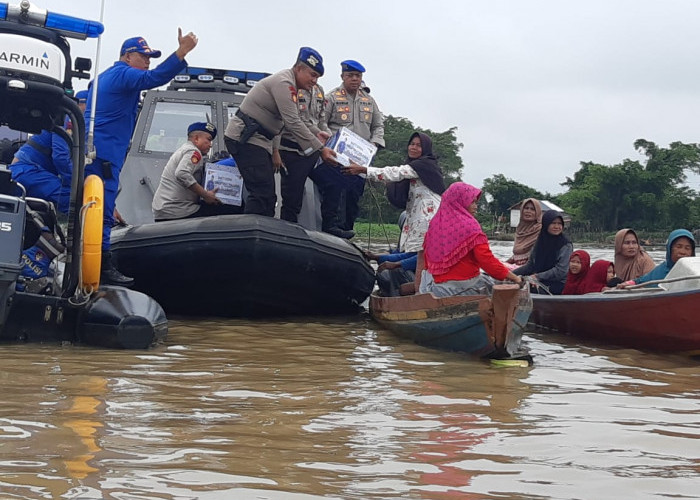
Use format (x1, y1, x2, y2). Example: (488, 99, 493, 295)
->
(558, 140, 700, 231)
(481, 174, 544, 216)
(358, 115, 464, 224)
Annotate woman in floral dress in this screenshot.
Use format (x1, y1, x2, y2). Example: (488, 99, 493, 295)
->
(343, 132, 445, 289)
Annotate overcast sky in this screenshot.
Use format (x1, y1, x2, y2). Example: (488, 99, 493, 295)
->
(38, 0, 700, 194)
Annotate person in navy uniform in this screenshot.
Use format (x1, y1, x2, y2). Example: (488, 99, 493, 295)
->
(224, 47, 337, 218)
(8, 90, 91, 214)
(84, 30, 198, 286)
(311, 59, 385, 239)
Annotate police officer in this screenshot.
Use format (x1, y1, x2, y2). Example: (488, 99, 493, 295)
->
(224, 47, 337, 218)
(272, 83, 330, 223)
(152, 122, 239, 221)
(311, 59, 385, 239)
(84, 29, 198, 286)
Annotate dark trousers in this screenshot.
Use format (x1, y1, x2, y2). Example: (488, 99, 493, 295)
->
(280, 149, 319, 223)
(309, 162, 365, 230)
(226, 140, 276, 217)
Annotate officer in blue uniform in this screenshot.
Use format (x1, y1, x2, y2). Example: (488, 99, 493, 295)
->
(84, 29, 198, 286)
(9, 129, 72, 214)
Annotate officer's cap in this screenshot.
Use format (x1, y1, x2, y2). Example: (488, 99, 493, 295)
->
(341, 60, 365, 73)
(188, 122, 217, 140)
(297, 47, 324, 76)
(75, 90, 89, 103)
(120, 36, 162, 58)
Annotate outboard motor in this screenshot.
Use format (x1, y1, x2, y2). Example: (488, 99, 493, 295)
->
(0, 167, 24, 328)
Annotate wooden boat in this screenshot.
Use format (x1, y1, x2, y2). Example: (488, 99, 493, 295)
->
(528, 257, 700, 354)
(369, 284, 532, 359)
(110, 215, 376, 317)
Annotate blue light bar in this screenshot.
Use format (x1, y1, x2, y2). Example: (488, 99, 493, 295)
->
(0, 3, 8, 19)
(45, 12, 104, 38)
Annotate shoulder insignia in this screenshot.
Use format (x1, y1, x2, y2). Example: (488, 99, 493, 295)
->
(289, 85, 298, 102)
(191, 150, 202, 164)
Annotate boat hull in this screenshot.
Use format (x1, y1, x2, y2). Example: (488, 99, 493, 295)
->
(529, 289, 700, 353)
(1, 286, 167, 349)
(111, 215, 376, 317)
(370, 286, 531, 357)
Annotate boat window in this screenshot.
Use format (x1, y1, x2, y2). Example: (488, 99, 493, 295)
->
(144, 101, 213, 154)
(224, 103, 239, 128)
(0, 126, 28, 166)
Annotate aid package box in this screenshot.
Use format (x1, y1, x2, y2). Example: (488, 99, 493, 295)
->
(203, 161, 244, 206)
(324, 127, 377, 167)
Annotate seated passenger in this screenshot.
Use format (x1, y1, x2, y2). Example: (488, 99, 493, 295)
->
(363, 212, 417, 296)
(581, 259, 614, 294)
(418, 182, 522, 297)
(562, 249, 590, 295)
(614, 228, 655, 281)
(507, 198, 542, 266)
(513, 210, 573, 295)
(152, 122, 243, 221)
(623, 229, 696, 287)
(10, 129, 72, 214)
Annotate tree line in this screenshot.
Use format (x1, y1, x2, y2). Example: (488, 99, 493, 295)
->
(359, 116, 700, 232)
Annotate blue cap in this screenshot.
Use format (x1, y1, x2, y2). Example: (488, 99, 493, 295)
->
(75, 90, 89, 103)
(297, 47, 324, 76)
(187, 122, 217, 140)
(341, 60, 365, 73)
(120, 37, 162, 58)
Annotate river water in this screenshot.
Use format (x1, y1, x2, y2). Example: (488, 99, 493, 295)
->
(0, 242, 698, 499)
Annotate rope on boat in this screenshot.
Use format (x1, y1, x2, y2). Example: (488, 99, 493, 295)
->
(68, 201, 96, 306)
(364, 180, 393, 251)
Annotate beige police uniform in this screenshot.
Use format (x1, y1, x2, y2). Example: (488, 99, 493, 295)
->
(277, 84, 329, 154)
(152, 141, 205, 220)
(323, 86, 385, 146)
(224, 68, 323, 155)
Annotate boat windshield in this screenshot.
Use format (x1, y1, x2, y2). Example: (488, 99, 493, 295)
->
(144, 101, 213, 154)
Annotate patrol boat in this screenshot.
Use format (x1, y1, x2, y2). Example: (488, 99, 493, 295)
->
(0, 1, 167, 348)
(110, 67, 376, 317)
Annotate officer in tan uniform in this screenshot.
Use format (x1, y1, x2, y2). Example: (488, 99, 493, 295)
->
(153, 122, 241, 221)
(272, 84, 330, 223)
(224, 47, 337, 217)
(311, 59, 385, 238)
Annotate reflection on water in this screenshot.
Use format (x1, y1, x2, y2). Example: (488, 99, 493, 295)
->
(0, 242, 698, 499)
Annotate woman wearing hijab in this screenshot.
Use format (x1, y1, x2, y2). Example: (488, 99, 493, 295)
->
(343, 132, 446, 288)
(562, 249, 591, 295)
(418, 182, 522, 297)
(580, 260, 614, 294)
(614, 228, 656, 282)
(513, 210, 573, 294)
(622, 229, 696, 287)
(507, 198, 542, 266)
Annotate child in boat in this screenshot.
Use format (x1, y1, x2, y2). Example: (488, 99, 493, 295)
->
(513, 210, 573, 294)
(620, 229, 696, 287)
(418, 182, 522, 297)
(562, 250, 590, 295)
(581, 260, 614, 294)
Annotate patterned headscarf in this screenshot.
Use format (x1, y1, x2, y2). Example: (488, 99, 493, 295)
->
(512, 198, 543, 259)
(423, 182, 488, 275)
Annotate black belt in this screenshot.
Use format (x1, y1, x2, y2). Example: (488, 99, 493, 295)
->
(280, 138, 302, 150)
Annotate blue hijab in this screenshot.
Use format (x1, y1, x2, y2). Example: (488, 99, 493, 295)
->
(635, 229, 696, 284)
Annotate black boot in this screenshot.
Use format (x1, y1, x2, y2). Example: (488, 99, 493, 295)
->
(325, 226, 355, 239)
(101, 251, 134, 287)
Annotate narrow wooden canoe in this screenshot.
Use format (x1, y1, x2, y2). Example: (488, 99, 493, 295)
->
(529, 288, 700, 354)
(369, 284, 532, 358)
